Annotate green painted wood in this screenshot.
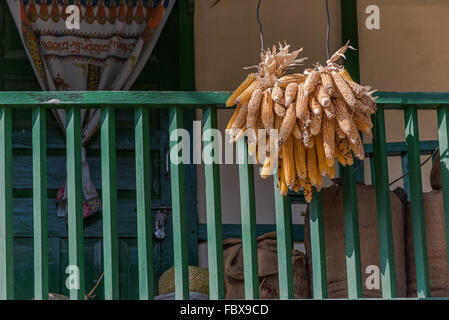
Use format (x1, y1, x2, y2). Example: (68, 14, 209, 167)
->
(436, 106, 449, 275)
(0, 107, 13, 300)
(341, 165, 363, 298)
(364, 140, 438, 155)
(372, 106, 397, 298)
(169, 105, 189, 300)
(66, 106, 85, 300)
(101, 106, 119, 299)
(202, 106, 225, 300)
(135, 106, 154, 300)
(0, 91, 449, 107)
(369, 156, 376, 186)
(197, 224, 305, 241)
(0, 91, 231, 107)
(309, 188, 327, 299)
(341, 0, 360, 83)
(404, 106, 430, 298)
(273, 173, 294, 299)
(400, 154, 411, 201)
(237, 139, 259, 299)
(32, 106, 48, 300)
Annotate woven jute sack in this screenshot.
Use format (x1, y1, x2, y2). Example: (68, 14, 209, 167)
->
(430, 152, 442, 190)
(304, 183, 407, 298)
(223, 232, 310, 299)
(406, 190, 449, 297)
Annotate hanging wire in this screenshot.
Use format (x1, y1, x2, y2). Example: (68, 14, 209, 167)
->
(257, 0, 264, 51)
(325, 0, 330, 60)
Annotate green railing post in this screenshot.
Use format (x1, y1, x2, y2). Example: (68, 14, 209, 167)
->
(372, 106, 397, 298)
(273, 174, 294, 299)
(309, 188, 327, 299)
(0, 107, 13, 300)
(437, 105, 449, 272)
(32, 106, 48, 300)
(237, 139, 259, 299)
(101, 106, 119, 299)
(404, 106, 430, 298)
(169, 105, 189, 300)
(135, 106, 154, 300)
(202, 106, 225, 300)
(341, 165, 363, 298)
(66, 106, 85, 300)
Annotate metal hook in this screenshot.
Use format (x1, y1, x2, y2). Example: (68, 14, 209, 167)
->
(257, 0, 264, 51)
(325, 0, 331, 60)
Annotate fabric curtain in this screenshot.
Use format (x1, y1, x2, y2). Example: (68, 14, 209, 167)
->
(7, 0, 175, 218)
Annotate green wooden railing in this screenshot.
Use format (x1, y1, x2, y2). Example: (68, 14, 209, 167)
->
(0, 91, 448, 300)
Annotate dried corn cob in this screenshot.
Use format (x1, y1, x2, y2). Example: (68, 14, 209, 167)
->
(278, 103, 297, 147)
(294, 138, 307, 180)
(336, 137, 354, 166)
(284, 83, 298, 106)
(315, 134, 328, 176)
(309, 95, 322, 135)
(271, 85, 284, 103)
(296, 84, 311, 125)
(226, 104, 241, 130)
(235, 80, 262, 105)
(304, 70, 320, 96)
(334, 98, 359, 143)
(300, 178, 313, 203)
(246, 88, 263, 128)
(306, 139, 322, 187)
(261, 89, 274, 130)
(322, 99, 335, 119)
(353, 110, 373, 133)
(278, 162, 288, 196)
(282, 136, 296, 189)
(274, 102, 286, 118)
(316, 83, 331, 107)
(300, 120, 313, 148)
(292, 121, 302, 140)
(226, 74, 256, 107)
(320, 71, 334, 96)
(276, 73, 306, 88)
(332, 71, 357, 108)
(322, 116, 335, 161)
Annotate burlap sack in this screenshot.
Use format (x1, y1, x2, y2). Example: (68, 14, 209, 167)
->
(304, 183, 407, 298)
(406, 190, 449, 297)
(223, 232, 310, 299)
(430, 153, 442, 190)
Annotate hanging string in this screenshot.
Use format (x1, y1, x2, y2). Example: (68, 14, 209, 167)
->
(257, 0, 264, 51)
(325, 0, 330, 60)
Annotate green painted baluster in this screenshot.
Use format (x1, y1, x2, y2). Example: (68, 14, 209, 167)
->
(309, 188, 327, 298)
(0, 107, 13, 300)
(237, 139, 259, 299)
(437, 105, 449, 275)
(372, 106, 397, 298)
(101, 106, 119, 299)
(135, 106, 154, 300)
(32, 106, 48, 300)
(400, 153, 411, 201)
(169, 105, 189, 300)
(202, 106, 225, 300)
(273, 173, 293, 299)
(341, 165, 363, 298)
(66, 106, 85, 300)
(404, 106, 430, 298)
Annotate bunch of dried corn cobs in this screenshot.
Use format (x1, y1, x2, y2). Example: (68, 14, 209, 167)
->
(226, 42, 377, 202)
